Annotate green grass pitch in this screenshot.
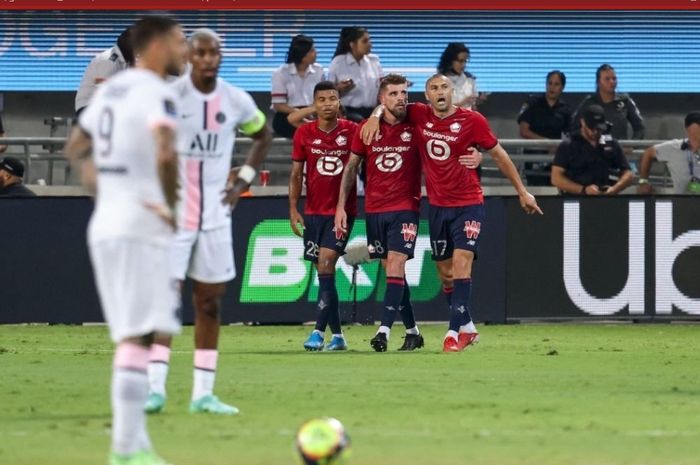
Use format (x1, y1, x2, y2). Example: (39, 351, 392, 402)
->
(1, 323, 699, 465)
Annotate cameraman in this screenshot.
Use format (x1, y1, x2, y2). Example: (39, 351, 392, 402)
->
(551, 104, 634, 195)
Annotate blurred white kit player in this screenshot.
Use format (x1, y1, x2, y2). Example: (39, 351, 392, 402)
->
(145, 28, 270, 417)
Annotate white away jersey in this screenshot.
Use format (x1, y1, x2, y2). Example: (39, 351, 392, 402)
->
(79, 68, 178, 245)
(171, 75, 262, 231)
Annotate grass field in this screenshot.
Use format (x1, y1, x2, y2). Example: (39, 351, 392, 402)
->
(1, 323, 699, 465)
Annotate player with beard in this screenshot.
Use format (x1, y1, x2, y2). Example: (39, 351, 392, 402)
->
(362, 74, 542, 352)
(144, 28, 272, 415)
(290, 81, 358, 351)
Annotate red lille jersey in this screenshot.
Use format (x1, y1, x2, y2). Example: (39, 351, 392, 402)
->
(407, 103, 498, 207)
(292, 118, 358, 216)
(351, 119, 421, 213)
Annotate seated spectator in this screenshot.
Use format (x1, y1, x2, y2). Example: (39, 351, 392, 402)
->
(437, 42, 484, 110)
(551, 105, 634, 195)
(0, 112, 7, 153)
(572, 63, 645, 141)
(637, 111, 700, 195)
(0, 157, 35, 197)
(328, 26, 383, 122)
(517, 70, 572, 186)
(75, 27, 134, 116)
(270, 34, 324, 138)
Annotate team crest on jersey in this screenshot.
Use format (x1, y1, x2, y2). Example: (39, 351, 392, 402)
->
(335, 135, 347, 146)
(312, 139, 322, 145)
(450, 122, 461, 133)
(401, 223, 417, 242)
(400, 131, 412, 142)
(164, 99, 176, 116)
(464, 220, 481, 239)
(425, 122, 434, 129)
(215, 112, 226, 123)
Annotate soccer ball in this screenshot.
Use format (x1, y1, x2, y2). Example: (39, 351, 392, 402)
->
(295, 417, 351, 465)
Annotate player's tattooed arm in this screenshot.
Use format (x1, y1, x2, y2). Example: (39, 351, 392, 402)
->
(152, 125, 178, 227)
(64, 127, 97, 194)
(489, 143, 543, 215)
(335, 153, 361, 234)
(289, 160, 306, 237)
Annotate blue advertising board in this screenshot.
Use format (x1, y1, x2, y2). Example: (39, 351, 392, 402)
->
(0, 11, 698, 92)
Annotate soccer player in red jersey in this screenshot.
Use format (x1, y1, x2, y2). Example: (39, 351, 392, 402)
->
(289, 81, 358, 351)
(362, 74, 542, 352)
(335, 74, 424, 352)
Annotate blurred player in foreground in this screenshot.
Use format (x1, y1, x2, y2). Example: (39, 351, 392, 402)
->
(145, 28, 271, 415)
(64, 16, 186, 465)
(289, 81, 358, 351)
(362, 74, 542, 352)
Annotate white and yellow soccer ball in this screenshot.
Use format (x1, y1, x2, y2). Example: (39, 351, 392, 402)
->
(295, 417, 351, 465)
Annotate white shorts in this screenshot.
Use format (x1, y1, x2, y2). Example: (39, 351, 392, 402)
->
(170, 225, 236, 283)
(89, 239, 181, 343)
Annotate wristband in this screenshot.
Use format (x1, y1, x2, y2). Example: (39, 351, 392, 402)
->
(580, 185, 587, 195)
(638, 178, 649, 185)
(237, 164, 256, 184)
(371, 105, 385, 119)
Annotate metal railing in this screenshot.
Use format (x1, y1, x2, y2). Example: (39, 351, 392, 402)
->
(0, 136, 672, 188)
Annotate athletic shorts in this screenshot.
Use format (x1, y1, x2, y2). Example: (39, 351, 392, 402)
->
(428, 204, 485, 261)
(365, 210, 419, 260)
(170, 225, 236, 283)
(89, 239, 181, 343)
(303, 214, 355, 263)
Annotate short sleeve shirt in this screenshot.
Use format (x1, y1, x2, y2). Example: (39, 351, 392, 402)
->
(406, 103, 497, 207)
(654, 139, 699, 194)
(517, 94, 572, 140)
(292, 119, 359, 216)
(553, 134, 631, 188)
(351, 119, 421, 213)
(328, 53, 383, 108)
(270, 63, 325, 109)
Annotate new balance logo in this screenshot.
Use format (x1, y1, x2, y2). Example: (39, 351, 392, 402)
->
(312, 139, 322, 145)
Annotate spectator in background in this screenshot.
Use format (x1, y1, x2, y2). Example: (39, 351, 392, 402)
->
(270, 34, 324, 138)
(75, 26, 134, 116)
(637, 112, 700, 195)
(572, 63, 645, 140)
(437, 42, 484, 110)
(0, 157, 35, 197)
(517, 70, 572, 186)
(551, 105, 633, 195)
(0, 112, 7, 153)
(328, 26, 383, 122)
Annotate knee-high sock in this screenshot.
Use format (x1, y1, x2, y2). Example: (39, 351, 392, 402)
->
(147, 344, 170, 396)
(112, 343, 150, 455)
(399, 279, 418, 333)
(192, 349, 218, 401)
(450, 278, 473, 332)
(379, 276, 404, 334)
(319, 274, 341, 335)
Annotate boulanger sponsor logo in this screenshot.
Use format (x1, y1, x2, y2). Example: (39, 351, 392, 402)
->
(240, 219, 441, 303)
(426, 139, 451, 161)
(375, 152, 403, 173)
(316, 156, 344, 176)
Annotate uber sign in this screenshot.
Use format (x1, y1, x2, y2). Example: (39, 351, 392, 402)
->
(507, 198, 700, 319)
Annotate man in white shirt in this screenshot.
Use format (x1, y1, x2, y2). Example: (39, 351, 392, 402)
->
(64, 16, 187, 465)
(144, 28, 272, 416)
(638, 112, 700, 194)
(75, 27, 135, 116)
